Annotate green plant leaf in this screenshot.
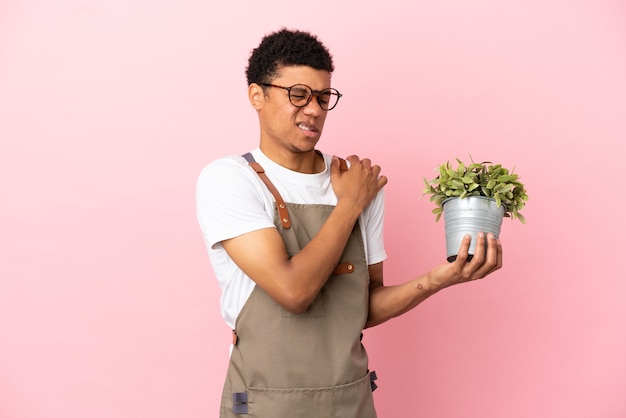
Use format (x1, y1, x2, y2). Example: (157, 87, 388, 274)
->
(422, 156, 528, 223)
(446, 169, 458, 178)
(450, 180, 465, 190)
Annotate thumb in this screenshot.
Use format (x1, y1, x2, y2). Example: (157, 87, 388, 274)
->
(330, 156, 341, 177)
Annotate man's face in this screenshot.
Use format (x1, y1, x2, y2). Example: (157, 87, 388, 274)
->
(256, 65, 332, 156)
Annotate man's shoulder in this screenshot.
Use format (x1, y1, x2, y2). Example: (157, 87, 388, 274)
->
(198, 153, 258, 184)
(200, 154, 248, 173)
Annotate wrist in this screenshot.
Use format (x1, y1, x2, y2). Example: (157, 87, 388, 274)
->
(422, 271, 444, 293)
(333, 198, 363, 224)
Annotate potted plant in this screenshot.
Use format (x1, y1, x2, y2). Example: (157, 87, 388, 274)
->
(423, 157, 528, 262)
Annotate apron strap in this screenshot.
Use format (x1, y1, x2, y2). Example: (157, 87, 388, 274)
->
(242, 152, 348, 230)
(332, 262, 355, 275)
(243, 152, 291, 229)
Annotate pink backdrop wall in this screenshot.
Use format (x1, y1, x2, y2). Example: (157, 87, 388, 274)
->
(2, 1, 625, 417)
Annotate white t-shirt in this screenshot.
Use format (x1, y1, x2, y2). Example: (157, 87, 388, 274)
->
(196, 148, 386, 329)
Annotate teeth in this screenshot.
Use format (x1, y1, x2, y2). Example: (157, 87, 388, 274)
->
(298, 123, 312, 131)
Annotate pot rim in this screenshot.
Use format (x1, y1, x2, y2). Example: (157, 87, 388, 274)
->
(442, 195, 507, 211)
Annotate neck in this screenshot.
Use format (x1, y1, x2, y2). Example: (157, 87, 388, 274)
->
(259, 146, 324, 174)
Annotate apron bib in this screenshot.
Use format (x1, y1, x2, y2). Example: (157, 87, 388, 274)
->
(219, 154, 377, 418)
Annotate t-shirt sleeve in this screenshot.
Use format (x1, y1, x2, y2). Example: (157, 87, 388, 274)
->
(363, 188, 387, 265)
(196, 157, 276, 250)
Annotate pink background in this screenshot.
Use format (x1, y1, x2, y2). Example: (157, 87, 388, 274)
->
(1, 1, 625, 417)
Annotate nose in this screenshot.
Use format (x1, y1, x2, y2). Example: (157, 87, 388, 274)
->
(302, 95, 324, 116)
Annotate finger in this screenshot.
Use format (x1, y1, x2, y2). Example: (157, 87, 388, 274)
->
(346, 155, 360, 165)
(370, 164, 387, 188)
(471, 233, 499, 279)
(377, 175, 388, 189)
(496, 239, 504, 268)
(484, 233, 498, 266)
(484, 237, 503, 275)
(496, 238, 503, 269)
(330, 156, 341, 176)
(454, 234, 472, 265)
(468, 232, 487, 267)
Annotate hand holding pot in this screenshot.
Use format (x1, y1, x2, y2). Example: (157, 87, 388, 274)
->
(428, 232, 503, 288)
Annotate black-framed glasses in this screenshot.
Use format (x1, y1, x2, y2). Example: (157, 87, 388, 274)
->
(261, 83, 342, 111)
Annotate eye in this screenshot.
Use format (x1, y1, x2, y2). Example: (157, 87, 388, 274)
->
(318, 92, 331, 105)
(290, 88, 309, 99)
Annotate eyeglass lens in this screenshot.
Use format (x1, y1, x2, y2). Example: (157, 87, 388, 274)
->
(289, 84, 340, 110)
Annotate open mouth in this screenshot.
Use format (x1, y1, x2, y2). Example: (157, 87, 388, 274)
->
(297, 122, 318, 133)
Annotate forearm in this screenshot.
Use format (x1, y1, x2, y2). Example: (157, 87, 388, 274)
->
(365, 273, 440, 328)
(285, 199, 363, 310)
(221, 155, 387, 314)
(365, 233, 503, 327)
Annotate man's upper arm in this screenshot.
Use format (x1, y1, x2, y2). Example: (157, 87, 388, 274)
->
(197, 158, 297, 310)
(221, 227, 293, 299)
(368, 262, 384, 293)
(196, 158, 275, 249)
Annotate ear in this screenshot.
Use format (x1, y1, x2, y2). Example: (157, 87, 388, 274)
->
(248, 83, 264, 111)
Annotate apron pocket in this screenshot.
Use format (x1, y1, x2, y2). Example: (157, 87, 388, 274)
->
(245, 373, 376, 418)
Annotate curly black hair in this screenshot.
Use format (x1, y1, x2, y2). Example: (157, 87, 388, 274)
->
(245, 28, 334, 86)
